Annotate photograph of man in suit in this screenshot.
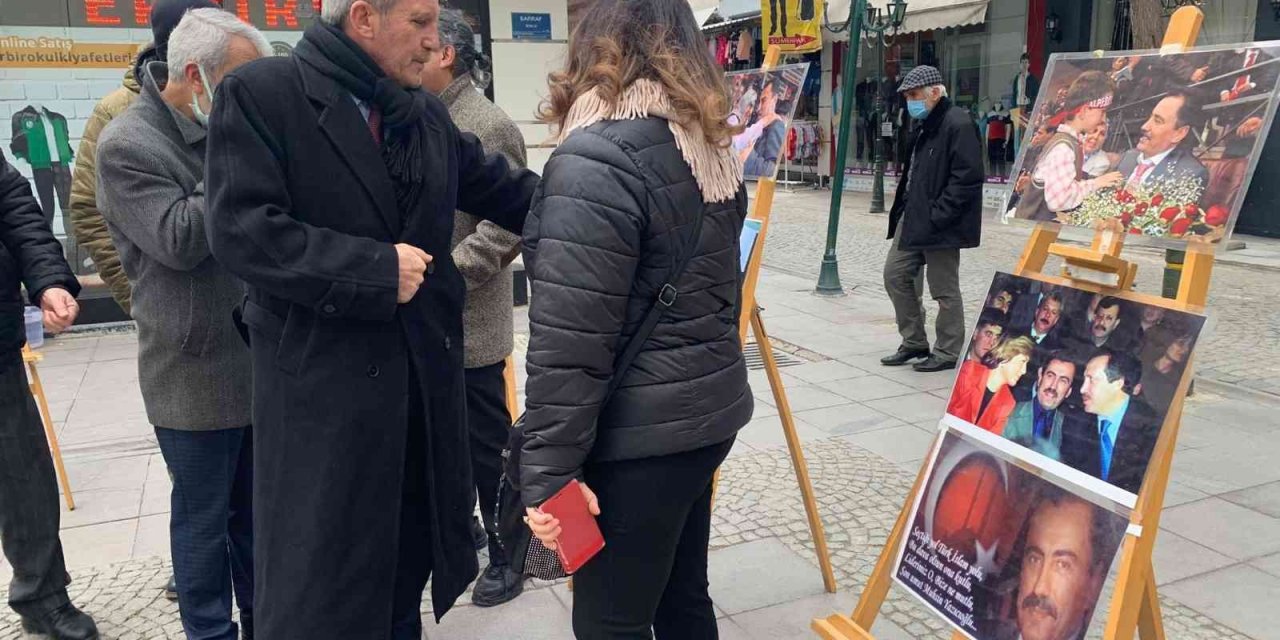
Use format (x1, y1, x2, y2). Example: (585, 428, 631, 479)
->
(1029, 290, 1066, 350)
(1115, 90, 1209, 199)
(1003, 353, 1076, 461)
(967, 310, 1006, 363)
(1065, 350, 1160, 493)
(1086, 296, 1125, 349)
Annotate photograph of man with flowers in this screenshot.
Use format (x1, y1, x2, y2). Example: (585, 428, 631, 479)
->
(1006, 43, 1280, 242)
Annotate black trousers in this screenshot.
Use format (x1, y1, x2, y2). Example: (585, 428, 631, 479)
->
(0, 355, 70, 615)
(390, 365, 433, 640)
(31, 164, 71, 226)
(465, 362, 511, 563)
(572, 438, 735, 640)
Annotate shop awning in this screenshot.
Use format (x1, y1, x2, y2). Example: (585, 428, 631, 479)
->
(826, 0, 990, 35)
(687, 0, 719, 26)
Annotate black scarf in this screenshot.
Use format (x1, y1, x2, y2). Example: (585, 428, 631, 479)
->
(294, 21, 425, 217)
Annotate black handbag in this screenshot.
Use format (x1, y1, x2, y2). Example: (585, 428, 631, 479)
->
(495, 204, 708, 580)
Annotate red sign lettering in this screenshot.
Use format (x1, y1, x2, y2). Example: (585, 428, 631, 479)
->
(265, 0, 298, 28)
(134, 0, 153, 25)
(85, 0, 123, 25)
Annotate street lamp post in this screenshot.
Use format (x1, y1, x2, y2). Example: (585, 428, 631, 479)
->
(815, 0, 907, 295)
(864, 1, 908, 214)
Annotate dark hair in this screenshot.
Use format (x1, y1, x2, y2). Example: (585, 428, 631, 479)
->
(1164, 89, 1206, 138)
(1096, 348, 1143, 395)
(438, 8, 492, 89)
(1062, 70, 1115, 113)
(1096, 296, 1123, 316)
(1041, 349, 1077, 375)
(977, 308, 1006, 331)
(539, 0, 738, 146)
(1020, 53, 1030, 62)
(1029, 484, 1122, 576)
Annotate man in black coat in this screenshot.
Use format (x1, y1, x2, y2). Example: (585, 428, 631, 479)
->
(881, 66, 984, 373)
(204, 0, 538, 638)
(1061, 350, 1162, 494)
(0, 151, 99, 639)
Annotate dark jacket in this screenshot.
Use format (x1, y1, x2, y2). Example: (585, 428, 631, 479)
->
(97, 63, 250, 431)
(519, 117, 754, 507)
(204, 54, 538, 636)
(1116, 147, 1209, 204)
(1060, 396, 1162, 494)
(0, 151, 80, 354)
(887, 97, 984, 252)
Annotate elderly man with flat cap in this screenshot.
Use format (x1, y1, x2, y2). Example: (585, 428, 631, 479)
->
(880, 65, 984, 373)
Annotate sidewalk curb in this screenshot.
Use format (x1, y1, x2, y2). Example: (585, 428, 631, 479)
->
(1192, 374, 1280, 407)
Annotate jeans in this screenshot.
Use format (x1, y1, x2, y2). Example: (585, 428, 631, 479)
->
(465, 362, 512, 563)
(883, 232, 965, 361)
(572, 438, 735, 639)
(0, 356, 70, 615)
(155, 426, 254, 640)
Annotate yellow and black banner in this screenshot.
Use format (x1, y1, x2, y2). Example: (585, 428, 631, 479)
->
(761, 0, 823, 54)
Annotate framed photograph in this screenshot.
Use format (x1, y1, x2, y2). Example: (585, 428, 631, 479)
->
(895, 430, 1127, 640)
(944, 272, 1206, 503)
(726, 63, 810, 180)
(1004, 42, 1280, 244)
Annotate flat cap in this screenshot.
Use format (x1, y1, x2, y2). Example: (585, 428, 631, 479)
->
(897, 65, 944, 93)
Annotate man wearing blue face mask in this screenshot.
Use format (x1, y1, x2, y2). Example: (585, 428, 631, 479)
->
(96, 8, 271, 639)
(880, 65, 984, 373)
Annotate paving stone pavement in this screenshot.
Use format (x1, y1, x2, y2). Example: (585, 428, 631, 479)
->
(758, 187, 1280, 398)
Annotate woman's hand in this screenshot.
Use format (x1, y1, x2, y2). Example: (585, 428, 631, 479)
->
(524, 482, 601, 552)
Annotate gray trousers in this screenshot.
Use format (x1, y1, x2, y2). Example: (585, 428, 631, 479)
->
(883, 233, 965, 361)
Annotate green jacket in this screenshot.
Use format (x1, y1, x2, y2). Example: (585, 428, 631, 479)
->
(10, 107, 74, 170)
(68, 45, 153, 314)
(1002, 400, 1065, 461)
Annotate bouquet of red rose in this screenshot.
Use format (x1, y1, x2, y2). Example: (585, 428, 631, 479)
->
(1069, 175, 1229, 240)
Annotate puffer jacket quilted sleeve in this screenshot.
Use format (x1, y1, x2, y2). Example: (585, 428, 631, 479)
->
(520, 118, 754, 507)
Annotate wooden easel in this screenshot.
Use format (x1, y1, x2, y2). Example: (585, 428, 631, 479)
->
(812, 8, 1212, 638)
(22, 345, 75, 511)
(721, 44, 838, 594)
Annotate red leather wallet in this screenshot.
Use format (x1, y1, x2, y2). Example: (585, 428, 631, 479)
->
(540, 479, 605, 574)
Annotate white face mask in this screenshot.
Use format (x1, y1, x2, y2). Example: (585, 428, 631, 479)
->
(189, 65, 215, 127)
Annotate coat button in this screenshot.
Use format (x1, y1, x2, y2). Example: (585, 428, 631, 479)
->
(367, 365, 380, 378)
(426, 263, 435, 275)
(322, 303, 337, 315)
(443, 337, 451, 350)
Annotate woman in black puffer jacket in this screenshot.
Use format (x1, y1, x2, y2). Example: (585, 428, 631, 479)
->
(520, 0, 753, 637)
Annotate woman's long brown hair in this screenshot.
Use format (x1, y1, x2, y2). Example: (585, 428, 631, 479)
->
(539, 0, 738, 147)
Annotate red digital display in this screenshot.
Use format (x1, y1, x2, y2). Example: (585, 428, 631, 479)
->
(85, 0, 123, 25)
(134, 0, 152, 25)
(264, 0, 297, 28)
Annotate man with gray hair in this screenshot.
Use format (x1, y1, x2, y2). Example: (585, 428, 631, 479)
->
(420, 7, 527, 608)
(880, 66, 983, 373)
(95, 8, 270, 639)
(205, 0, 537, 636)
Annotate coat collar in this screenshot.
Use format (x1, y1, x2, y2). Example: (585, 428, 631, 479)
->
(437, 76, 474, 110)
(920, 96, 953, 134)
(141, 61, 206, 147)
(297, 56, 403, 237)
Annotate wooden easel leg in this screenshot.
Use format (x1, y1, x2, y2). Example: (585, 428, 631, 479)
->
(1137, 562, 1166, 640)
(851, 434, 937, 628)
(504, 354, 519, 422)
(27, 361, 74, 511)
(751, 308, 838, 593)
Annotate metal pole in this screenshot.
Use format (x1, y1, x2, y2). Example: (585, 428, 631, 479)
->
(815, 0, 868, 296)
(869, 29, 887, 214)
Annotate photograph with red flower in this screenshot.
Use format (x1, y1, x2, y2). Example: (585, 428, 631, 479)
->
(894, 431, 1127, 640)
(1005, 43, 1280, 243)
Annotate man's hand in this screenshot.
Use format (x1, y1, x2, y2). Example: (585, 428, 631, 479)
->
(395, 244, 432, 304)
(1237, 116, 1264, 138)
(1094, 171, 1125, 191)
(39, 287, 78, 334)
(1191, 66, 1210, 83)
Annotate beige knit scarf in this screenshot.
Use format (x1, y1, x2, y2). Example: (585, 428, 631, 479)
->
(555, 79, 744, 204)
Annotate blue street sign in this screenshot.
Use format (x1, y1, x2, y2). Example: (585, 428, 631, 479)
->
(512, 12, 552, 40)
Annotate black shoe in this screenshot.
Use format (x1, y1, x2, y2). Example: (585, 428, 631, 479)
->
(164, 574, 178, 601)
(880, 347, 931, 367)
(912, 355, 957, 373)
(20, 602, 99, 640)
(471, 563, 525, 607)
(472, 516, 488, 552)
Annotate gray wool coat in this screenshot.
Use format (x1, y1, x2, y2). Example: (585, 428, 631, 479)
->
(440, 77, 527, 369)
(96, 62, 251, 431)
